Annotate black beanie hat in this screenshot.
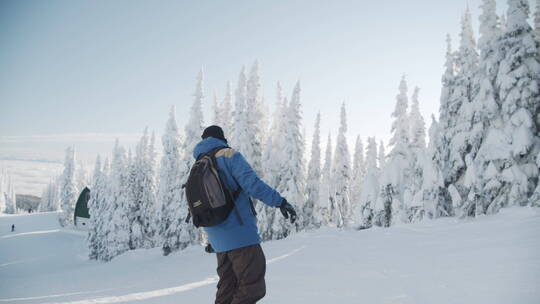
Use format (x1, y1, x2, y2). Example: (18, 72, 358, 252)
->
(201, 125, 228, 143)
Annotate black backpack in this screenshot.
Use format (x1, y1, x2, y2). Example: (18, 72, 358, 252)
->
(184, 147, 242, 228)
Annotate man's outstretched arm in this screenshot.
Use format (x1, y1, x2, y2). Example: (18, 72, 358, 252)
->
(227, 150, 283, 207)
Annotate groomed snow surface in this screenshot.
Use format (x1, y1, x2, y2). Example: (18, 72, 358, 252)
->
(1, 208, 539, 304)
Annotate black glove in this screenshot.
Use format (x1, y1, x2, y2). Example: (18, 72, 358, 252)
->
(279, 198, 297, 224)
(204, 243, 215, 253)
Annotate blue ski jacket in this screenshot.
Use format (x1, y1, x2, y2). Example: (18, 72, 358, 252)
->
(193, 137, 284, 252)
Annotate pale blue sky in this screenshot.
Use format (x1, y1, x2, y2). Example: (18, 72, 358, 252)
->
(1, 0, 511, 147)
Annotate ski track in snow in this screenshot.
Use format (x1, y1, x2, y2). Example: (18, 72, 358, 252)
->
(31, 247, 305, 304)
(0, 229, 60, 239)
(0, 289, 116, 303)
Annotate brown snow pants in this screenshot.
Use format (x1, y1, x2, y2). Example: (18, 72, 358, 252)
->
(215, 244, 266, 304)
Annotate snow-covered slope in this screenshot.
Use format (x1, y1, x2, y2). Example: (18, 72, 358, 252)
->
(1, 208, 539, 304)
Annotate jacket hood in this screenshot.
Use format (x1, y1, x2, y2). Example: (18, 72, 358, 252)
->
(193, 137, 228, 159)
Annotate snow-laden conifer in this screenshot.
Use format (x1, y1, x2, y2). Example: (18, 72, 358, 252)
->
(467, 0, 503, 217)
(350, 135, 365, 223)
(7, 178, 16, 214)
(221, 81, 233, 135)
(357, 137, 379, 228)
(389, 76, 411, 157)
(331, 103, 351, 227)
(490, 0, 540, 210)
(183, 69, 205, 160)
(409, 87, 426, 150)
(435, 34, 456, 185)
(448, 8, 480, 208)
(304, 112, 321, 229)
(94, 157, 110, 260)
(319, 133, 334, 226)
(377, 76, 411, 226)
(407, 87, 427, 220)
(126, 128, 158, 250)
(231, 67, 249, 155)
(0, 170, 16, 214)
(419, 117, 446, 218)
(87, 155, 103, 260)
(159, 107, 194, 255)
(58, 147, 78, 226)
(259, 83, 287, 240)
(263, 83, 287, 188)
(271, 82, 305, 237)
(39, 177, 61, 212)
(211, 91, 221, 127)
(245, 60, 264, 176)
(378, 141, 386, 170)
(102, 140, 130, 261)
(140, 131, 158, 247)
(177, 69, 206, 246)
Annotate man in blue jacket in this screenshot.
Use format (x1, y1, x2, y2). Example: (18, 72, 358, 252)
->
(193, 125, 297, 304)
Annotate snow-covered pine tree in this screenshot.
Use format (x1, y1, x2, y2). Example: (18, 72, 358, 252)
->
(176, 69, 206, 247)
(102, 140, 130, 261)
(221, 81, 233, 135)
(376, 76, 411, 226)
(125, 147, 141, 249)
(263, 82, 287, 188)
(378, 140, 386, 170)
(259, 83, 287, 240)
(409, 87, 426, 150)
(0, 170, 16, 214)
(125, 128, 158, 250)
(468, 0, 503, 217)
(93, 157, 110, 260)
(7, 178, 16, 214)
(435, 34, 456, 185)
(319, 133, 333, 226)
(357, 137, 379, 228)
(58, 147, 78, 226)
(245, 60, 264, 176)
(39, 177, 60, 212)
(304, 112, 322, 229)
(183, 69, 205, 160)
(230, 66, 249, 155)
(159, 107, 194, 255)
(489, 0, 540, 211)
(420, 116, 446, 218)
(407, 86, 427, 221)
(349, 135, 365, 226)
(271, 81, 306, 237)
(87, 155, 102, 260)
(448, 7, 480, 217)
(211, 91, 221, 127)
(140, 131, 158, 248)
(331, 103, 351, 227)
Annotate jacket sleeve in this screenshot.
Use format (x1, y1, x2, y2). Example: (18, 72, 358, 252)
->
(228, 151, 283, 207)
